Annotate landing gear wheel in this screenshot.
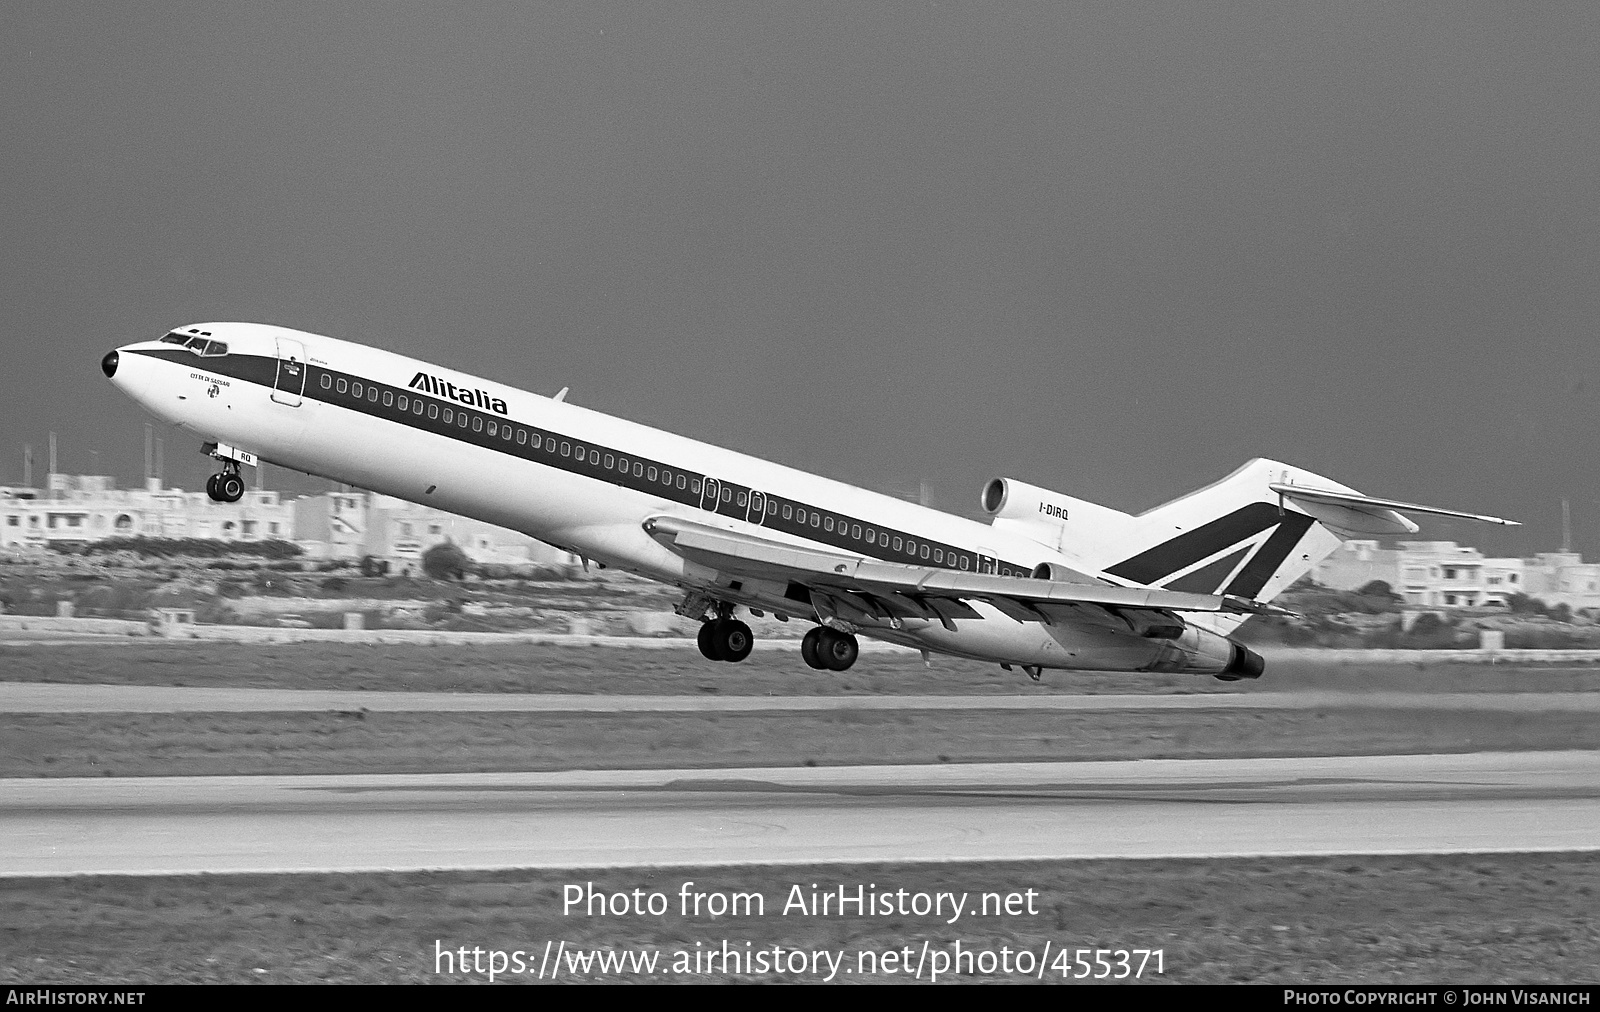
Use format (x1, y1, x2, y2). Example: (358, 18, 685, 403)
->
(800, 627, 828, 670)
(816, 628, 859, 672)
(715, 619, 753, 663)
(216, 472, 245, 503)
(205, 474, 220, 501)
(697, 620, 725, 662)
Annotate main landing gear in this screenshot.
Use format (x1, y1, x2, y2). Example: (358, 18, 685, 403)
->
(206, 463, 245, 503)
(697, 615, 754, 663)
(801, 626, 859, 672)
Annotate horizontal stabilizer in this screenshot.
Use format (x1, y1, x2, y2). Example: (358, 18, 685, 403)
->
(1268, 484, 1519, 526)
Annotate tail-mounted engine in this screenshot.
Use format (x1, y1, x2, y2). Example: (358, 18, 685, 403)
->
(981, 476, 1135, 555)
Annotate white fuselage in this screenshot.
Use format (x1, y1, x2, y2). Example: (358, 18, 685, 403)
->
(106, 322, 1226, 671)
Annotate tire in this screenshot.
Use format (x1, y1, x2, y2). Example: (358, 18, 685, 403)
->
(818, 628, 859, 671)
(697, 620, 724, 662)
(800, 627, 827, 670)
(218, 473, 245, 502)
(205, 474, 220, 501)
(717, 620, 754, 663)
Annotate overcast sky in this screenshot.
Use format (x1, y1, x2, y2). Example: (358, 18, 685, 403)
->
(4, 3, 1597, 558)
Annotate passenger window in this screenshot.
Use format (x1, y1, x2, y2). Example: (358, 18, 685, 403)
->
(690, 480, 701, 494)
(634, 463, 643, 477)
(647, 466, 657, 480)
(617, 457, 626, 471)
(383, 391, 393, 406)
(722, 487, 732, 502)
(502, 426, 512, 441)
(920, 545, 930, 559)
(413, 399, 424, 414)
(605, 454, 614, 469)
(486, 421, 496, 436)
(767, 499, 777, 514)
(852, 524, 862, 540)
(351, 382, 362, 397)
(321, 375, 332, 389)
(561, 442, 571, 456)
(428, 404, 438, 419)
(825, 517, 834, 532)
(574, 445, 585, 459)
(443, 408, 453, 424)
(782, 505, 792, 520)
(368, 387, 378, 402)
(677, 475, 686, 489)
(960, 556, 970, 570)
(397, 395, 407, 411)
(336, 378, 347, 393)
(935, 549, 944, 563)
(893, 537, 902, 552)
(517, 429, 527, 445)
(590, 450, 599, 464)
(737, 492, 747, 507)
(812, 513, 821, 527)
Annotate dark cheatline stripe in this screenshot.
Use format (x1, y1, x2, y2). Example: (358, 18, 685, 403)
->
(125, 346, 1019, 579)
(1223, 512, 1316, 599)
(1163, 545, 1253, 594)
(1104, 503, 1284, 585)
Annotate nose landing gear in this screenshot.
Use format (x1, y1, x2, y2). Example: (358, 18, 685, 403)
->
(201, 442, 255, 503)
(206, 464, 245, 503)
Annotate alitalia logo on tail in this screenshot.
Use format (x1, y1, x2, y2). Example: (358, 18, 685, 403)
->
(409, 372, 508, 415)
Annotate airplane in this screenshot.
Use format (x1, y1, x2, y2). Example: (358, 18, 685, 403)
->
(100, 323, 1517, 681)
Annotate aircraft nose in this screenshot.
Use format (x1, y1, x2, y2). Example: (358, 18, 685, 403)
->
(101, 350, 119, 378)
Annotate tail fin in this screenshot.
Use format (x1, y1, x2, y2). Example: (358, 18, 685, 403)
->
(987, 458, 1519, 633)
(1089, 460, 1352, 615)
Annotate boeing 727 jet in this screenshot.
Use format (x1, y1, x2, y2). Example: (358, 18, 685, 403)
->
(101, 324, 1516, 680)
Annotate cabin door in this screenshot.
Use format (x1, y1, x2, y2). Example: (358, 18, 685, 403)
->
(271, 338, 306, 407)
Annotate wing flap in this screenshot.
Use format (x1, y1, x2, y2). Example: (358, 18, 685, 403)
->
(644, 515, 1289, 618)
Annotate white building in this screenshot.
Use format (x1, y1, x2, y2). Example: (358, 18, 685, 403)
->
(1, 474, 293, 551)
(291, 490, 576, 573)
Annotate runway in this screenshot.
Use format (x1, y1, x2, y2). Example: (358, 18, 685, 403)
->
(4, 681, 1600, 712)
(4, 751, 1596, 876)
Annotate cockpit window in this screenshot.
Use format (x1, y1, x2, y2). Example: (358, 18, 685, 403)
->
(158, 333, 226, 356)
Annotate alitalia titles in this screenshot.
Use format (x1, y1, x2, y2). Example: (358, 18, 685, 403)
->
(409, 372, 508, 415)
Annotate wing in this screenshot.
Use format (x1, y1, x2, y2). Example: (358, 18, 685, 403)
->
(644, 515, 1288, 633)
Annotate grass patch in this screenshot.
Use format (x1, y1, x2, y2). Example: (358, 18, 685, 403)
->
(3, 707, 1595, 778)
(4, 642, 1600, 696)
(2, 853, 1595, 983)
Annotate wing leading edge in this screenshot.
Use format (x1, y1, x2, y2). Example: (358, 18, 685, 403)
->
(643, 515, 1289, 633)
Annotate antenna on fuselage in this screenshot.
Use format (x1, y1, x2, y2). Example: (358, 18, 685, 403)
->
(553, 387, 569, 403)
